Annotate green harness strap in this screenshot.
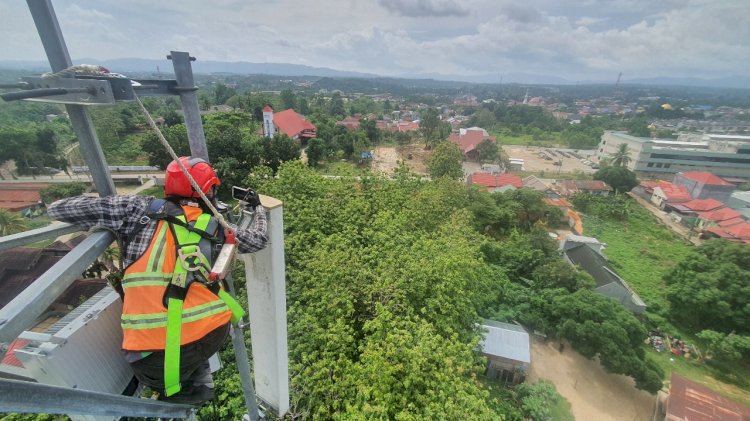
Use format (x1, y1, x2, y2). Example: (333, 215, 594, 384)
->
(164, 214, 211, 397)
(163, 214, 245, 397)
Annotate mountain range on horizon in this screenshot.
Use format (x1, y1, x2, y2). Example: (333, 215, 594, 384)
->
(1, 57, 748, 90)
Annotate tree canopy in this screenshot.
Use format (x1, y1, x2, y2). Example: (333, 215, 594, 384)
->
(593, 165, 639, 193)
(426, 141, 463, 180)
(665, 240, 750, 334)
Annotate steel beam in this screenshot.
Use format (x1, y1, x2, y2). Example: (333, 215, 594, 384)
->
(0, 231, 114, 344)
(169, 51, 209, 162)
(0, 222, 81, 252)
(27, 0, 116, 197)
(0, 378, 196, 419)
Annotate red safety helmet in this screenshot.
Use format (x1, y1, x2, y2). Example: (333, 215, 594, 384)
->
(164, 156, 220, 198)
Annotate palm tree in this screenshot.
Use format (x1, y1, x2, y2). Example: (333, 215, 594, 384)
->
(0, 209, 28, 236)
(611, 143, 632, 167)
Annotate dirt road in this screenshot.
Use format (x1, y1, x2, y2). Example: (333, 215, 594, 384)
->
(529, 338, 656, 421)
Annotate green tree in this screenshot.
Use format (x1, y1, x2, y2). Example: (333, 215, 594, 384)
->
(697, 330, 750, 363)
(593, 165, 638, 193)
(40, 182, 87, 203)
(0, 209, 28, 236)
(262, 133, 300, 172)
(476, 139, 499, 163)
(426, 141, 463, 180)
(665, 240, 750, 334)
(532, 261, 595, 292)
(280, 89, 297, 110)
(515, 380, 561, 421)
(305, 138, 325, 168)
(329, 92, 346, 117)
(419, 108, 441, 147)
(213, 83, 236, 105)
(610, 143, 632, 167)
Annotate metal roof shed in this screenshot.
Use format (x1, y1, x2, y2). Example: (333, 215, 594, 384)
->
(479, 320, 531, 366)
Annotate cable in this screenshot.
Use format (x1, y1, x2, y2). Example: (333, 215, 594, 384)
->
(133, 95, 231, 232)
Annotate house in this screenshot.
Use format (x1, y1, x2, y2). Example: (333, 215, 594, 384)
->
(703, 222, 750, 243)
(449, 127, 496, 160)
(662, 373, 750, 420)
(479, 320, 530, 384)
(696, 207, 745, 230)
(651, 183, 692, 208)
(673, 172, 735, 203)
(561, 235, 647, 314)
(523, 176, 559, 198)
(556, 180, 612, 197)
(262, 106, 316, 141)
(468, 173, 523, 192)
(0, 183, 48, 213)
(666, 198, 725, 216)
(336, 115, 361, 130)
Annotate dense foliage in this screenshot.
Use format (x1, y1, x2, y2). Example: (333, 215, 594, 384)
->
(39, 182, 87, 204)
(665, 240, 750, 334)
(593, 165, 639, 193)
(258, 163, 506, 419)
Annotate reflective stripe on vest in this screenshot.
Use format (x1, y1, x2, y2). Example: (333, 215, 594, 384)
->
(120, 207, 233, 352)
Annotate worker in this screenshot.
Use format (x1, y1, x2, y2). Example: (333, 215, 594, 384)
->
(47, 156, 268, 404)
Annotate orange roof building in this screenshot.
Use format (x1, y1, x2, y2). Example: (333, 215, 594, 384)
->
(449, 127, 496, 159)
(261, 106, 316, 141)
(468, 173, 523, 192)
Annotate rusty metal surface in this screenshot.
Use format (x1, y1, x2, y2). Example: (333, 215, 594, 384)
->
(666, 374, 750, 421)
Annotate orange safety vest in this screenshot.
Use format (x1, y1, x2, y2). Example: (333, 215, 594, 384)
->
(120, 206, 232, 352)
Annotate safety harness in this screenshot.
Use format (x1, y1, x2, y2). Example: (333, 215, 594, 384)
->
(134, 199, 244, 397)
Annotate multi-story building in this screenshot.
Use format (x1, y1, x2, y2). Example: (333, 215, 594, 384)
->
(596, 131, 750, 179)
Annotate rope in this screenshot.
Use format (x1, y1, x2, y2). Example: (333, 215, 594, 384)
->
(133, 95, 232, 232)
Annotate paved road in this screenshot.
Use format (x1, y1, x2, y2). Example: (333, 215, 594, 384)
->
(627, 192, 702, 246)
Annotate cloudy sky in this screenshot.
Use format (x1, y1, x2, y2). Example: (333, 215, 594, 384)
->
(1, 0, 748, 82)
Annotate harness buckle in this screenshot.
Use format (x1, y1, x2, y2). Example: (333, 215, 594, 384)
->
(177, 246, 210, 275)
(138, 215, 151, 225)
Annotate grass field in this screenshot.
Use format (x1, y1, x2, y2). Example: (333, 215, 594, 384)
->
(489, 131, 562, 147)
(580, 204, 693, 314)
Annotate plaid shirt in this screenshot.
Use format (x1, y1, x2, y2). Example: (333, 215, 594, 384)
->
(47, 195, 268, 268)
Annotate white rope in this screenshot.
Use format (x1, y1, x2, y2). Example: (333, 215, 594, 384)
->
(134, 94, 231, 232)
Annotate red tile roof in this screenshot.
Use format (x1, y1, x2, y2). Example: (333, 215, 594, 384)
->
(656, 185, 692, 201)
(679, 172, 733, 186)
(698, 207, 744, 223)
(273, 109, 316, 139)
(1, 339, 29, 368)
(640, 180, 670, 190)
(449, 128, 496, 154)
(336, 116, 361, 130)
(679, 198, 724, 212)
(705, 223, 750, 241)
(398, 121, 420, 132)
(0, 183, 48, 210)
(667, 373, 750, 421)
(469, 173, 523, 189)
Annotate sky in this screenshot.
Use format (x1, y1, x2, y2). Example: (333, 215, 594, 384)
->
(1, 0, 749, 82)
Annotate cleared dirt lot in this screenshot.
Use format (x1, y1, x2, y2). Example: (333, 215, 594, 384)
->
(372, 143, 429, 175)
(504, 145, 597, 175)
(529, 337, 656, 421)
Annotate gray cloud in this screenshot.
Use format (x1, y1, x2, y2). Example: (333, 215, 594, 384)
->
(378, 0, 469, 17)
(1, 0, 748, 81)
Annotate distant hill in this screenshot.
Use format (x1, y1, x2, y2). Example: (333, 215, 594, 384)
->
(1, 58, 748, 89)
